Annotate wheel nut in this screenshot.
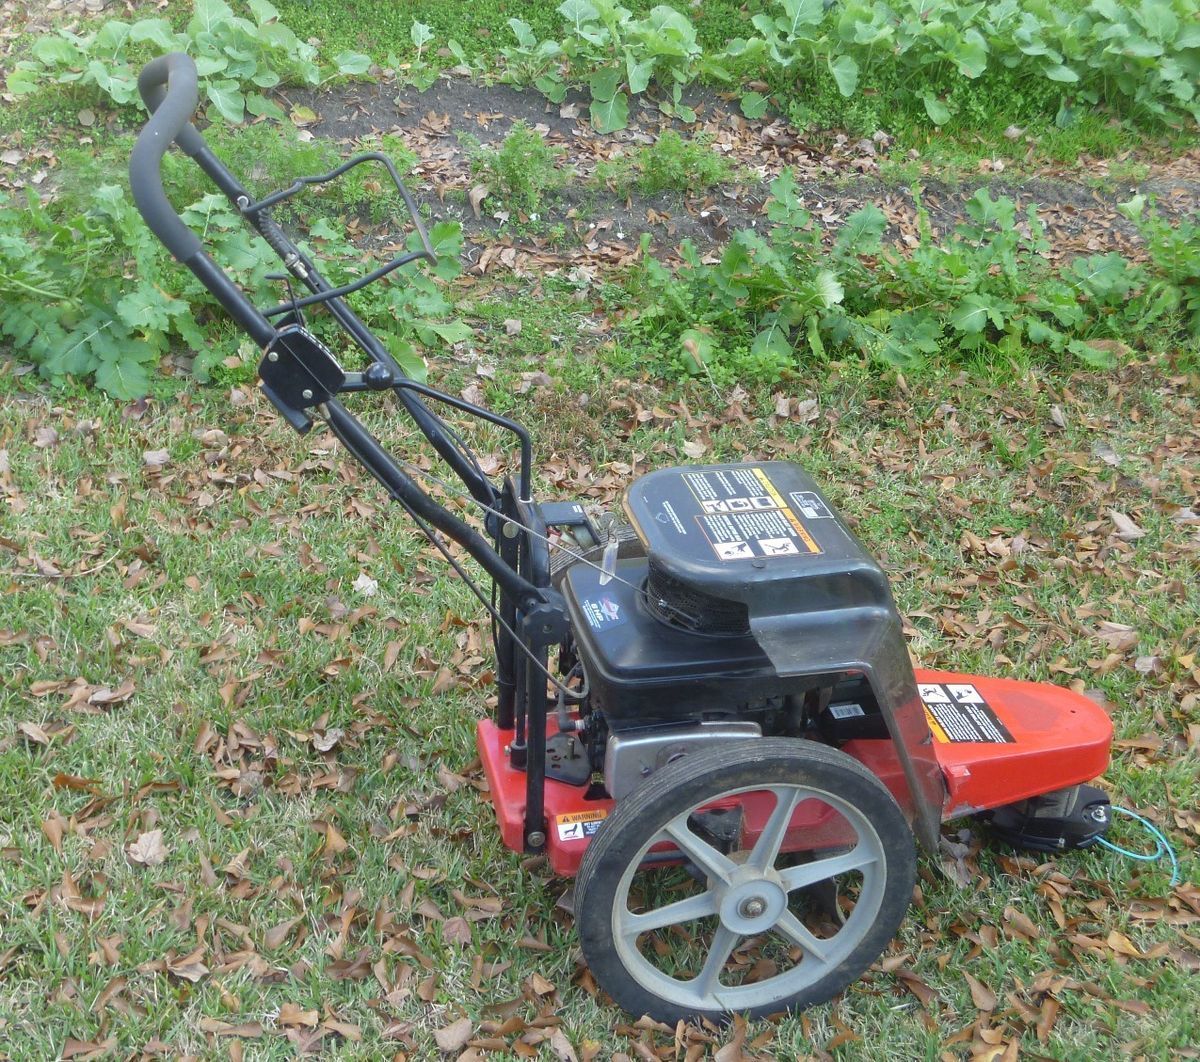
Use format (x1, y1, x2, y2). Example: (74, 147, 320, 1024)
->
(740, 897, 767, 918)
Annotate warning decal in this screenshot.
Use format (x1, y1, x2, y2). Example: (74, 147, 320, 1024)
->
(556, 808, 607, 842)
(919, 682, 1015, 744)
(680, 466, 824, 562)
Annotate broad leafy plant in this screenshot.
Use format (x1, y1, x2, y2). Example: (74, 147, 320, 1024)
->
(6, 0, 370, 123)
(500, 0, 1200, 131)
(1119, 194, 1200, 337)
(0, 180, 466, 398)
(624, 174, 1187, 385)
(502, 1, 707, 131)
(0, 185, 262, 397)
(830, 188, 1151, 370)
(386, 20, 475, 91)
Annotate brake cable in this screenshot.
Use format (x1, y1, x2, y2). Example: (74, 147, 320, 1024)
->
(390, 491, 589, 702)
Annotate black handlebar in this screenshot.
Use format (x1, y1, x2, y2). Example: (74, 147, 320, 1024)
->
(129, 52, 207, 263)
(126, 53, 551, 609)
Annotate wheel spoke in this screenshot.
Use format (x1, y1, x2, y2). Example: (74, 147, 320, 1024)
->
(779, 846, 877, 892)
(691, 923, 740, 998)
(622, 891, 718, 938)
(662, 818, 736, 885)
(747, 786, 802, 871)
(773, 911, 832, 964)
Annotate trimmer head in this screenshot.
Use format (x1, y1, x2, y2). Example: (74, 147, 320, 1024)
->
(985, 784, 1112, 852)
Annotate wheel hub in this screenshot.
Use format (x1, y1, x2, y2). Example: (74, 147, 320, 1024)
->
(718, 870, 788, 934)
(739, 897, 767, 918)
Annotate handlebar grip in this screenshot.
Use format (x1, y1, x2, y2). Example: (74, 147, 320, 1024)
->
(129, 53, 206, 263)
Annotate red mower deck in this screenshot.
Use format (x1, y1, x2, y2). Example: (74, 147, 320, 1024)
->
(478, 668, 1113, 875)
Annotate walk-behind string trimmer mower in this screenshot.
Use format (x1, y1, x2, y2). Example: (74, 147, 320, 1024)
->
(131, 54, 1119, 1023)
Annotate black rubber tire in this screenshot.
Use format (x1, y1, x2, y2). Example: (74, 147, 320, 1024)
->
(574, 738, 916, 1025)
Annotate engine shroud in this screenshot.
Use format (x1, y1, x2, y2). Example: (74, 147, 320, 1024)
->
(563, 462, 905, 722)
(622, 462, 899, 662)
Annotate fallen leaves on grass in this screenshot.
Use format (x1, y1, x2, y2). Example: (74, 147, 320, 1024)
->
(165, 947, 210, 983)
(125, 829, 168, 867)
(434, 1016, 473, 1053)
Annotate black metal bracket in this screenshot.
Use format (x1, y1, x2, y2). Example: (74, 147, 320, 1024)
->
(258, 325, 346, 434)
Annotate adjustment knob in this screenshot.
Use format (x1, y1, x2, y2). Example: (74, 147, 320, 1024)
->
(363, 363, 395, 390)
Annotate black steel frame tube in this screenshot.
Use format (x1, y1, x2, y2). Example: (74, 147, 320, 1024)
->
(323, 401, 546, 611)
(494, 490, 520, 731)
(515, 494, 551, 847)
(523, 624, 548, 850)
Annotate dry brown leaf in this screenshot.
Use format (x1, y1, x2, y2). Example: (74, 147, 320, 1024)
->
(42, 815, 64, 852)
(964, 971, 997, 1011)
(278, 1003, 319, 1028)
(198, 1017, 263, 1037)
(1003, 906, 1040, 940)
(313, 819, 349, 857)
(548, 1028, 579, 1062)
(469, 184, 489, 219)
(312, 727, 345, 753)
(62, 1038, 116, 1059)
(1106, 930, 1142, 957)
(264, 916, 302, 950)
(18, 721, 52, 746)
(442, 916, 472, 945)
(434, 1016, 473, 1053)
(126, 829, 168, 868)
(167, 947, 210, 983)
(322, 1017, 362, 1041)
(1109, 510, 1147, 540)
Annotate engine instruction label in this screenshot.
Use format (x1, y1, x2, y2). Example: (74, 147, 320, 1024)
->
(556, 808, 607, 841)
(681, 467, 823, 562)
(919, 682, 1014, 744)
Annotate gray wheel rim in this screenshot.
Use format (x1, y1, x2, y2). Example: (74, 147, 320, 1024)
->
(609, 781, 888, 1013)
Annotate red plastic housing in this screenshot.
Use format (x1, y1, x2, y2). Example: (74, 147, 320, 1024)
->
(476, 668, 1113, 876)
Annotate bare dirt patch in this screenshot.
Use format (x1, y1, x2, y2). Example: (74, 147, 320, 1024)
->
(279, 75, 1200, 269)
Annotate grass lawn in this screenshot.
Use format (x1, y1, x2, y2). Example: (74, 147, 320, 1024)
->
(2, 329, 1197, 1056)
(1, 0, 1199, 1057)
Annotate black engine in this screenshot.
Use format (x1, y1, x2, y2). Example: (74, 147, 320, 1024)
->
(558, 463, 905, 796)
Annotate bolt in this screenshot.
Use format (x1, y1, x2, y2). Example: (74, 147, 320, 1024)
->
(267, 351, 279, 362)
(527, 831, 546, 848)
(739, 897, 767, 919)
(301, 389, 314, 400)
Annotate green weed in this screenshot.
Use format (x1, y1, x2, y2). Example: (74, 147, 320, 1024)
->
(469, 120, 568, 216)
(595, 129, 733, 196)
